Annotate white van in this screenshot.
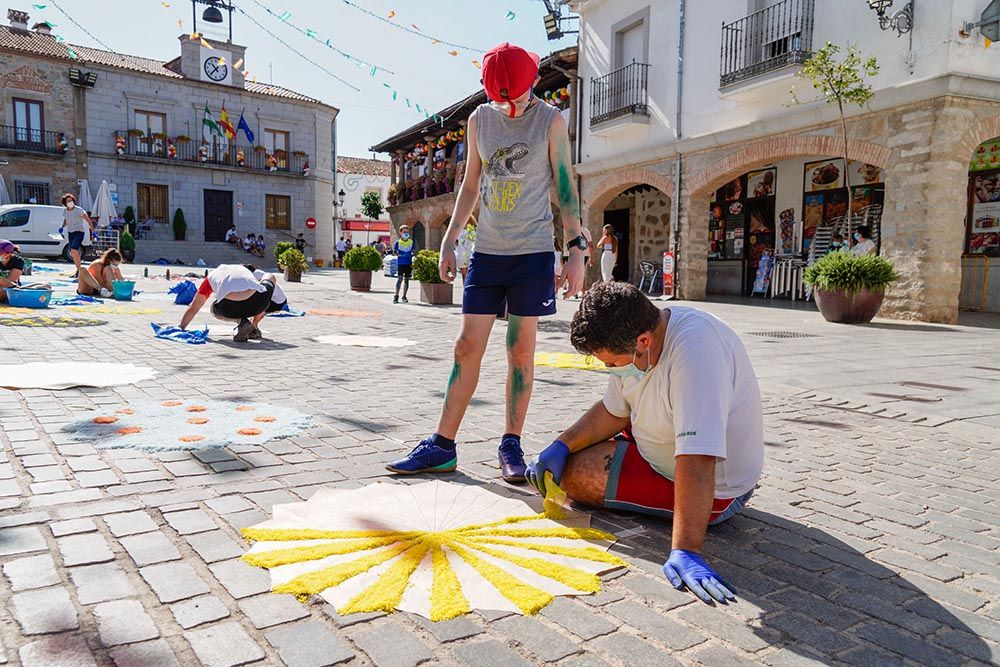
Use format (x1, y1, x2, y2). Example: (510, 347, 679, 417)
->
(0, 204, 70, 260)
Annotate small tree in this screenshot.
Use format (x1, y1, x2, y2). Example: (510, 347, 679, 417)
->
(172, 208, 186, 241)
(123, 205, 136, 235)
(359, 190, 385, 246)
(792, 42, 879, 239)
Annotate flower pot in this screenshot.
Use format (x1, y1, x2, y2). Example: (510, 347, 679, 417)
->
(420, 282, 453, 305)
(121, 248, 136, 262)
(349, 270, 372, 291)
(284, 268, 302, 283)
(814, 288, 886, 324)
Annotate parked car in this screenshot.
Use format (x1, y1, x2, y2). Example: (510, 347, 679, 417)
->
(0, 204, 71, 260)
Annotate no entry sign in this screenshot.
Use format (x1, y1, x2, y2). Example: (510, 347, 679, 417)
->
(305, 217, 317, 229)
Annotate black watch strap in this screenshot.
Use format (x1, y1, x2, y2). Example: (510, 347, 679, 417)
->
(568, 234, 588, 251)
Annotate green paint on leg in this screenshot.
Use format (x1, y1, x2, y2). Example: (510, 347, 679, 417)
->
(446, 362, 462, 392)
(508, 367, 526, 429)
(506, 316, 522, 350)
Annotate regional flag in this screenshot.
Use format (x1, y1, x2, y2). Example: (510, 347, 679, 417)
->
(202, 103, 220, 140)
(236, 110, 255, 144)
(219, 104, 236, 140)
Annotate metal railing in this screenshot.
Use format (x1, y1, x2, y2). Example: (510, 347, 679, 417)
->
(720, 0, 815, 88)
(113, 131, 308, 174)
(590, 61, 650, 127)
(0, 125, 68, 155)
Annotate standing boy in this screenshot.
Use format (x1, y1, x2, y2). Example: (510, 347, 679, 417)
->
(386, 42, 586, 483)
(393, 225, 415, 304)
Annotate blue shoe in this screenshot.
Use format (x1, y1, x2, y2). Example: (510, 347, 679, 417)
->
(498, 437, 527, 484)
(385, 439, 457, 475)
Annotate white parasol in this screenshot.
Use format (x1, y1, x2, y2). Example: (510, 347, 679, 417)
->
(77, 179, 93, 213)
(0, 173, 10, 206)
(241, 480, 626, 621)
(91, 180, 117, 224)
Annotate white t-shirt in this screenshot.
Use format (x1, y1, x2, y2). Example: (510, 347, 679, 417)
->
(336, 240, 347, 252)
(207, 265, 266, 303)
(252, 269, 285, 304)
(225, 229, 237, 242)
(602, 306, 764, 498)
(851, 239, 877, 256)
(63, 206, 89, 234)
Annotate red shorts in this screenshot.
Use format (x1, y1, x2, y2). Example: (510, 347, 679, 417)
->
(604, 437, 753, 524)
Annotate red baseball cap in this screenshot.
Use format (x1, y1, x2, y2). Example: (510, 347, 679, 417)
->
(482, 43, 540, 106)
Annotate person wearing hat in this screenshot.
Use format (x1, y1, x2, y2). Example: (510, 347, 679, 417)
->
(387, 42, 587, 483)
(0, 240, 51, 303)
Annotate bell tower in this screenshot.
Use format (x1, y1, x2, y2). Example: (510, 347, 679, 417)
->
(178, 0, 245, 88)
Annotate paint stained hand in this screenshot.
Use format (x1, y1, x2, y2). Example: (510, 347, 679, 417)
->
(439, 248, 457, 283)
(561, 253, 584, 299)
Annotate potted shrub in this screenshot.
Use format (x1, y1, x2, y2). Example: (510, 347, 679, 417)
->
(123, 205, 136, 235)
(119, 228, 136, 262)
(413, 249, 452, 305)
(127, 128, 144, 138)
(278, 248, 307, 283)
(172, 208, 186, 241)
(804, 251, 899, 324)
(343, 245, 382, 292)
(273, 241, 294, 263)
(175, 135, 192, 144)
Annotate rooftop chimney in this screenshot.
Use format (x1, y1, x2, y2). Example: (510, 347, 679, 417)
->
(7, 8, 29, 31)
(32, 20, 51, 35)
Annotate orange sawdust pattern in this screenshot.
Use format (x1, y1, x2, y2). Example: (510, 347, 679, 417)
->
(179, 435, 205, 443)
(161, 400, 182, 407)
(235, 406, 255, 412)
(237, 428, 262, 436)
(186, 405, 207, 412)
(307, 309, 380, 318)
(187, 417, 209, 425)
(115, 408, 135, 415)
(116, 426, 142, 435)
(254, 416, 276, 423)
(93, 416, 119, 424)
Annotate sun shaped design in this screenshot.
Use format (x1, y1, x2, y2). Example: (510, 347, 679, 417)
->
(241, 481, 627, 621)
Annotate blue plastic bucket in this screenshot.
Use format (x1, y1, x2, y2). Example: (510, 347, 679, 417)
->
(111, 280, 136, 301)
(6, 288, 52, 308)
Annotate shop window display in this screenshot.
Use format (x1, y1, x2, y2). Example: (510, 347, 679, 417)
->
(966, 137, 1000, 257)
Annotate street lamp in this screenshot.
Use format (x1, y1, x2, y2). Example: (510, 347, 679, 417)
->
(333, 188, 346, 248)
(866, 0, 914, 36)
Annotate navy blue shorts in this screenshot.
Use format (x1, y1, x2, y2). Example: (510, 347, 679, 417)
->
(463, 251, 556, 317)
(67, 231, 85, 251)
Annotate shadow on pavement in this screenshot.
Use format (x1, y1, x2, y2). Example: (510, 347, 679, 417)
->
(210, 339, 298, 351)
(593, 507, 993, 665)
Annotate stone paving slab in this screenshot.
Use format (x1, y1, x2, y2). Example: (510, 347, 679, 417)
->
(0, 267, 998, 665)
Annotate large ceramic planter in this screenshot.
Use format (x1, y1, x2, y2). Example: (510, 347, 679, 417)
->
(121, 248, 136, 263)
(420, 282, 453, 305)
(349, 270, 372, 292)
(284, 268, 302, 283)
(814, 287, 886, 324)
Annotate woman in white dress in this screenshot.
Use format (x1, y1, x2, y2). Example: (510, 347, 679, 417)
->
(598, 224, 618, 282)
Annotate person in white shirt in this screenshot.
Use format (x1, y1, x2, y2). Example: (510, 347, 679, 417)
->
(335, 237, 348, 263)
(178, 264, 278, 342)
(850, 225, 877, 256)
(526, 281, 763, 604)
(224, 225, 239, 246)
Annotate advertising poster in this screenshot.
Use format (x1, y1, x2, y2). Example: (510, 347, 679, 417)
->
(804, 158, 844, 192)
(849, 160, 883, 185)
(972, 173, 1000, 204)
(747, 168, 776, 198)
(717, 176, 744, 202)
(970, 138, 1000, 172)
(778, 208, 795, 255)
(802, 193, 824, 252)
(972, 200, 1000, 233)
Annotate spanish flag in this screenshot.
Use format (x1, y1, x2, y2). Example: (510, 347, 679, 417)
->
(219, 105, 236, 140)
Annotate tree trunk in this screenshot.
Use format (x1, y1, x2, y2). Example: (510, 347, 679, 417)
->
(838, 99, 852, 244)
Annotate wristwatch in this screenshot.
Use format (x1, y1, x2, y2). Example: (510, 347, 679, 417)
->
(567, 234, 589, 252)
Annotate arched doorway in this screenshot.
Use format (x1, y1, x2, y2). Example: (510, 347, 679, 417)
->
(962, 132, 1000, 312)
(411, 222, 426, 252)
(585, 168, 675, 289)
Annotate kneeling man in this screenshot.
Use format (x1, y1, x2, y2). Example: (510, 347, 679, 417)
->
(527, 282, 763, 604)
(179, 264, 278, 342)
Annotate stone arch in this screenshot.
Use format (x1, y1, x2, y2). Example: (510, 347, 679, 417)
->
(953, 115, 1000, 165)
(687, 135, 892, 197)
(428, 213, 452, 252)
(583, 167, 675, 286)
(410, 221, 426, 251)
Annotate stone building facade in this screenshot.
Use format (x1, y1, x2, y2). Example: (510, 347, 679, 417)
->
(0, 12, 339, 263)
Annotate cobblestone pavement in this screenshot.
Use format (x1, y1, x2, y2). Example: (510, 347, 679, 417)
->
(1, 266, 998, 666)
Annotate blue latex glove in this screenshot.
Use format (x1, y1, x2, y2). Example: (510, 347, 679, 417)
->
(525, 440, 569, 497)
(663, 549, 736, 604)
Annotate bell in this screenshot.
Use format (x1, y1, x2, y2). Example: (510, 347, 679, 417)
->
(202, 5, 224, 23)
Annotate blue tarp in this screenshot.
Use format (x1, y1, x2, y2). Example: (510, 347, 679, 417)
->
(150, 323, 209, 344)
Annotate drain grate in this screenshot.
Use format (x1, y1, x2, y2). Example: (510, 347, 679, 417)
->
(747, 331, 821, 339)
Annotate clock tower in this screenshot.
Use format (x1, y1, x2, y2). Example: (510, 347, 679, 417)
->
(175, 0, 246, 89)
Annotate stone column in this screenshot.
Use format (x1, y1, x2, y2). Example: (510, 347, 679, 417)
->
(678, 187, 709, 301)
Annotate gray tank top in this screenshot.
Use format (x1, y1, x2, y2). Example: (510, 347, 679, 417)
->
(474, 101, 558, 255)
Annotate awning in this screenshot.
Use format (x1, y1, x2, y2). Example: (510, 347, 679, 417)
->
(342, 220, 390, 232)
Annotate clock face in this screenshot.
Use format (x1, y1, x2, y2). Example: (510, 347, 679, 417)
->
(203, 56, 228, 82)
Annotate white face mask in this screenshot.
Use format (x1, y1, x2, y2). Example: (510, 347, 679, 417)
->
(607, 346, 652, 380)
(66, 202, 75, 210)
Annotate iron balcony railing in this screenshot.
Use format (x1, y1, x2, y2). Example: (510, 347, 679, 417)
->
(113, 131, 309, 175)
(590, 61, 650, 127)
(720, 0, 815, 88)
(0, 125, 68, 155)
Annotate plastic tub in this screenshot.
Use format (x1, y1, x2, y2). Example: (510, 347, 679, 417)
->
(111, 280, 136, 301)
(6, 288, 52, 308)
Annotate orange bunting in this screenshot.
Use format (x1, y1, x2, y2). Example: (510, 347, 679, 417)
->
(472, 60, 482, 69)
(116, 426, 142, 435)
(448, 50, 458, 56)
(411, 23, 419, 30)
(432, 39, 440, 45)
(387, 10, 395, 18)
(234, 57, 244, 69)
(93, 416, 118, 424)
(189, 32, 199, 40)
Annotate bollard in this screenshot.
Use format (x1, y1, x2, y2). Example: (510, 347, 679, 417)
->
(143, 267, 148, 278)
(166, 269, 170, 280)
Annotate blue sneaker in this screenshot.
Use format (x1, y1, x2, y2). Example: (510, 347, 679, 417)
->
(498, 437, 527, 484)
(385, 439, 457, 475)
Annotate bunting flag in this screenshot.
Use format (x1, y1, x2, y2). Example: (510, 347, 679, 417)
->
(987, 37, 993, 49)
(219, 105, 236, 140)
(236, 110, 255, 144)
(202, 103, 220, 140)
